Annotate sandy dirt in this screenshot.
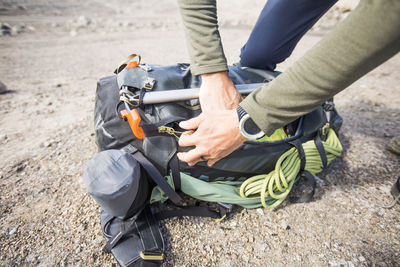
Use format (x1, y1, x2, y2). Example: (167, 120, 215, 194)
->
(0, 0, 399, 266)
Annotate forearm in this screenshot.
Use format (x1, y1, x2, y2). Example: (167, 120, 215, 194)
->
(241, 0, 400, 136)
(177, 0, 228, 75)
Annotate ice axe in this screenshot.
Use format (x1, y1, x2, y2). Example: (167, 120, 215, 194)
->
(120, 82, 265, 139)
(125, 82, 265, 107)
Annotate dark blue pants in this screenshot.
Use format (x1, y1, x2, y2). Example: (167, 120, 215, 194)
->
(240, 0, 337, 71)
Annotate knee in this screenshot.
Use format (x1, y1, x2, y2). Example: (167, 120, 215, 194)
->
(240, 45, 276, 71)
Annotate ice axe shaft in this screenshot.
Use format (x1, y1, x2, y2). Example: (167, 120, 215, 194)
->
(139, 82, 265, 105)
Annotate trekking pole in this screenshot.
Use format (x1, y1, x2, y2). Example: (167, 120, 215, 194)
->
(127, 83, 265, 106)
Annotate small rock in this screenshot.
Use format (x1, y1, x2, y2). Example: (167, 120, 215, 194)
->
(76, 16, 92, 27)
(280, 220, 290, 230)
(0, 80, 7, 93)
(386, 136, 400, 155)
(359, 256, 366, 262)
(0, 133, 7, 141)
(27, 26, 35, 32)
(256, 208, 264, 216)
(43, 141, 52, 147)
(230, 221, 237, 228)
(25, 254, 35, 262)
(70, 30, 77, 37)
(242, 254, 249, 263)
(9, 226, 18, 235)
(1, 23, 12, 36)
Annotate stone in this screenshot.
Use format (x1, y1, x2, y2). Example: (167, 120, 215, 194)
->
(70, 30, 77, 37)
(256, 208, 264, 216)
(386, 136, 400, 155)
(76, 16, 92, 27)
(1, 23, 12, 36)
(9, 226, 18, 235)
(27, 26, 36, 32)
(0, 80, 7, 93)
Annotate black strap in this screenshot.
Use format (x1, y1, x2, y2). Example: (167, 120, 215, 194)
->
(169, 155, 181, 192)
(137, 207, 160, 254)
(103, 211, 142, 253)
(289, 170, 316, 203)
(289, 140, 316, 203)
(123, 145, 183, 205)
(314, 132, 328, 169)
(290, 139, 306, 171)
(154, 206, 220, 220)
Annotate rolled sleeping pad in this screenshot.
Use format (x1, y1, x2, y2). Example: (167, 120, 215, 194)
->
(84, 150, 149, 219)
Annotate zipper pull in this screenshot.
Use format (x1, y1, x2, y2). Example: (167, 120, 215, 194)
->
(158, 126, 182, 138)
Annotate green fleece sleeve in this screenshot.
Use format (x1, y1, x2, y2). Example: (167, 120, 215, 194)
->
(177, 0, 228, 75)
(240, 0, 400, 136)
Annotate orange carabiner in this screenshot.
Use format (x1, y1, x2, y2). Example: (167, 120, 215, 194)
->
(121, 109, 146, 139)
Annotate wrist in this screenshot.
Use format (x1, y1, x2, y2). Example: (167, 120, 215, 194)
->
(237, 106, 265, 140)
(201, 71, 230, 83)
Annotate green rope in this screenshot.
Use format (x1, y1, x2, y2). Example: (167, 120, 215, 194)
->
(239, 129, 343, 209)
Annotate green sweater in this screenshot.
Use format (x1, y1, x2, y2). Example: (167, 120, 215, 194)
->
(178, 0, 400, 135)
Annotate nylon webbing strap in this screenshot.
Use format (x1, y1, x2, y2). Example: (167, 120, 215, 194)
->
(289, 139, 316, 203)
(103, 212, 141, 253)
(137, 207, 161, 256)
(122, 145, 182, 205)
(314, 132, 328, 169)
(290, 139, 306, 171)
(154, 206, 220, 221)
(169, 155, 181, 191)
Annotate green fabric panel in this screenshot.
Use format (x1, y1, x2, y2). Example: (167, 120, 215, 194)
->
(179, 173, 276, 208)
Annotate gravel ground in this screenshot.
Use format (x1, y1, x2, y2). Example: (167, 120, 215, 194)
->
(1, 0, 399, 266)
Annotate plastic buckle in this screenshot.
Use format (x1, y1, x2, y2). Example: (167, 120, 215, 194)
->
(139, 251, 164, 261)
(143, 78, 155, 90)
(213, 202, 232, 222)
(139, 64, 152, 72)
(321, 123, 330, 137)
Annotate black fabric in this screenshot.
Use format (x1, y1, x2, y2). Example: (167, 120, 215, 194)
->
(101, 206, 164, 267)
(289, 171, 316, 203)
(290, 139, 306, 171)
(103, 212, 141, 253)
(122, 145, 182, 205)
(169, 155, 181, 191)
(314, 132, 328, 169)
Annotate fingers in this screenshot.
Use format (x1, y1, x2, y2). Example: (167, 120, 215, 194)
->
(179, 115, 203, 130)
(179, 131, 198, 147)
(177, 148, 203, 166)
(206, 158, 219, 167)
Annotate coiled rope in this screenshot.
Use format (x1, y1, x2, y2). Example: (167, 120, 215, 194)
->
(239, 129, 343, 209)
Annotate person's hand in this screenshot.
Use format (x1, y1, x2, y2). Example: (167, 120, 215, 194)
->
(177, 109, 247, 166)
(199, 71, 242, 112)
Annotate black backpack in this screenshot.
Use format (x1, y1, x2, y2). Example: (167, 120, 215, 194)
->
(86, 55, 343, 266)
